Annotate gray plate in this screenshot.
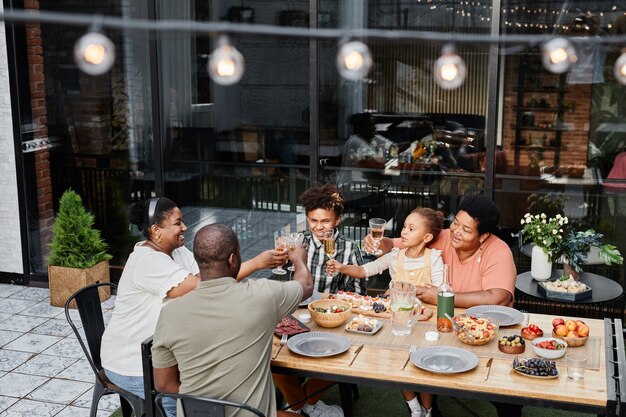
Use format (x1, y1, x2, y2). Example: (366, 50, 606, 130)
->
(411, 346, 479, 374)
(299, 290, 323, 307)
(287, 332, 351, 358)
(465, 305, 524, 327)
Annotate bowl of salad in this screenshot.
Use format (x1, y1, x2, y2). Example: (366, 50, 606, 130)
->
(308, 299, 352, 328)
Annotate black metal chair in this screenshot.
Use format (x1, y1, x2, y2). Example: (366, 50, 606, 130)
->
(141, 336, 158, 417)
(155, 392, 265, 417)
(65, 282, 145, 417)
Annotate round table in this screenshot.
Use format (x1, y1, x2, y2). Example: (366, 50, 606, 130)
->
(515, 270, 625, 319)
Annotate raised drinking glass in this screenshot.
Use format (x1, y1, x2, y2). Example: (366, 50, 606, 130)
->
(323, 229, 338, 278)
(369, 218, 386, 255)
(286, 232, 304, 272)
(272, 232, 288, 276)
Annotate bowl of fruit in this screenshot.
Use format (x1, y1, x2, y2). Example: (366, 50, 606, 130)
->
(531, 337, 568, 359)
(498, 334, 525, 354)
(520, 323, 543, 340)
(551, 317, 589, 347)
(452, 314, 499, 346)
(308, 299, 352, 328)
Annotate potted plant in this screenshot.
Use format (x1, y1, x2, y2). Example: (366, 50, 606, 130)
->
(520, 212, 567, 280)
(48, 189, 113, 308)
(554, 229, 623, 279)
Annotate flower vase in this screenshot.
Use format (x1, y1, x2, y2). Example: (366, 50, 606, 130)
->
(562, 262, 581, 280)
(531, 245, 552, 281)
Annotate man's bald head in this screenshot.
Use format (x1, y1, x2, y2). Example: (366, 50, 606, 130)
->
(193, 224, 239, 272)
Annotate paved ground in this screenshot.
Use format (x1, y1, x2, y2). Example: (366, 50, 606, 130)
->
(0, 283, 118, 416)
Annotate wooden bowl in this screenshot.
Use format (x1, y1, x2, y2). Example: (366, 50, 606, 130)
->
(498, 335, 526, 354)
(520, 327, 544, 340)
(552, 330, 588, 347)
(308, 299, 352, 328)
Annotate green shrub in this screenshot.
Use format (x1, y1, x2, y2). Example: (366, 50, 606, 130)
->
(48, 189, 112, 269)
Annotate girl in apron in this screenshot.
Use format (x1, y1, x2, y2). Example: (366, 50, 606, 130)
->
(327, 207, 445, 417)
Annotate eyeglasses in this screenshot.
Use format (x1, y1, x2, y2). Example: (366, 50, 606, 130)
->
(148, 197, 160, 227)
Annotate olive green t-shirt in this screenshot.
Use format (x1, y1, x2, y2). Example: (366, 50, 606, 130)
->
(152, 277, 303, 417)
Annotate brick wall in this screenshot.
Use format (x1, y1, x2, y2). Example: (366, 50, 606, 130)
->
(0, 4, 24, 274)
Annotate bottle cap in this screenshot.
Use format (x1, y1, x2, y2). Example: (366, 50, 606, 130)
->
(299, 312, 311, 323)
(425, 331, 439, 341)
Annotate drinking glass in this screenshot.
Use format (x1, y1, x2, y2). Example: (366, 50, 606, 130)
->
(272, 232, 288, 276)
(323, 229, 338, 278)
(286, 232, 304, 272)
(389, 280, 417, 336)
(566, 353, 586, 380)
(369, 218, 386, 255)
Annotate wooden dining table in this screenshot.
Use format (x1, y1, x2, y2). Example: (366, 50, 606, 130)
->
(271, 306, 626, 417)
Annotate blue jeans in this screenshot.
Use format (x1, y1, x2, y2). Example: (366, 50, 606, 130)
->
(105, 369, 177, 417)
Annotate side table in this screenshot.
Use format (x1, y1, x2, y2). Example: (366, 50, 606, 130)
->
(515, 270, 625, 319)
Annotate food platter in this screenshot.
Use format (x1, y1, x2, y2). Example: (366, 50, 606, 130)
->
(512, 368, 559, 379)
(464, 305, 524, 326)
(275, 315, 310, 337)
(287, 332, 351, 358)
(345, 320, 383, 335)
(410, 346, 479, 374)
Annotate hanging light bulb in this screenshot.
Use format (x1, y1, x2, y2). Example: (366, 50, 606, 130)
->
(434, 44, 466, 90)
(208, 36, 244, 86)
(614, 49, 626, 85)
(542, 37, 577, 74)
(336, 40, 372, 81)
(74, 28, 115, 76)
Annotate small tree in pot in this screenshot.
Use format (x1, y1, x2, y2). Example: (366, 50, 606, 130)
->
(48, 189, 112, 308)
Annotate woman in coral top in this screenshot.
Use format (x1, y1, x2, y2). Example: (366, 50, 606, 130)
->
(365, 194, 516, 307)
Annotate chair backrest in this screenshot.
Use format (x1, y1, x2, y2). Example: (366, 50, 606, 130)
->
(65, 282, 117, 383)
(155, 392, 265, 417)
(141, 335, 157, 417)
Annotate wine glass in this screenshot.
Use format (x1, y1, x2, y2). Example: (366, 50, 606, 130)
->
(272, 232, 288, 276)
(323, 229, 338, 278)
(286, 232, 304, 272)
(369, 218, 386, 255)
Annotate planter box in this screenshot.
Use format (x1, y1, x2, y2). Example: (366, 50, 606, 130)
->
(48, 260, 110, 308)
(537, 280, 593, 301)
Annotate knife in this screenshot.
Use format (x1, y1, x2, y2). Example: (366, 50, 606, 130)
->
(348, 344, 364, 366)
(484, 357, 494, 381)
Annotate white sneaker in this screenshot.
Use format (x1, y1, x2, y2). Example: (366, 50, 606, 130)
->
(286, 408, 302, 414)
(422, 407, 432, 417)
(306, 400, 344, 417)
(410, 411, 421, 417)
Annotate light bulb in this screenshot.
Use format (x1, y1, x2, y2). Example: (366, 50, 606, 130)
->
(336, 41, 372, 81)
(434, 44, 466, 90)
(614, 50, 626, 85)
(542, 37, 577, 74)
(74, 31, 115, 76)
(208, 36, 244, 86)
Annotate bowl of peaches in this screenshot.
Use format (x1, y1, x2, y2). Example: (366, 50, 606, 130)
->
(551, 317, 589, 347)
(453, 314, 499, 346)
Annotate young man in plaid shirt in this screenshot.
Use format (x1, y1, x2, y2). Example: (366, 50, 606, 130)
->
(274, 183, 366, 417)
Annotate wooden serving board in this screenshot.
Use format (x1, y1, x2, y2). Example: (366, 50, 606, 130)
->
(352, 307, 433, 321)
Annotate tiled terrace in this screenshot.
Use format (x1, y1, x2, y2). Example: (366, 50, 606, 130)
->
(0, 283, 118, 416)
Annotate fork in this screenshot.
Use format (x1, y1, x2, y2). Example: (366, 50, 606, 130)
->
(272, 334, 288, 360)
(401, 344, 417, 370)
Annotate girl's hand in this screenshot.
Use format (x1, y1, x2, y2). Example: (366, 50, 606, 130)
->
(363, 235, 377, 254)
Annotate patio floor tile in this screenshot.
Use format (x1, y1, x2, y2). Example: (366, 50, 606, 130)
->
(0, 395, 19, 413)
(3, 333, 63, 353)
(56, 358, 93, 383)
(0, 329, 24, 348)
(0, 349, 34, 371)
(14, 354, 77, 378)
(41, 336, 85, 359)
(0, 314, 48, 333)
(0, 312, 12, 322)
(0, 371, 49, 397)
(0, 284, 26, 298)
(11, 287, 51, 302)
(19, 301, 65, 318)
(0, 298, 39, 315)
(2, 398, 65, 417)
(31, 318, 76, 337)
(74, 388, 120, 411)
(28, 378, 92, 404)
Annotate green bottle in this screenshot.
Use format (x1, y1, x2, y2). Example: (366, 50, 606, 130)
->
(436, 265, 454, 332)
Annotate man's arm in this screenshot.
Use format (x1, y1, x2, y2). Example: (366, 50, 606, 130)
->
(153, 365, 180, 394)
(237, 249, 289, 281)
(289, 246, 314, 301)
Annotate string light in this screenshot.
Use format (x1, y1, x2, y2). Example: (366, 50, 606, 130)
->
(73, 27, 115, 76)
(336, 40, 372, 81)
(615, 49, 626, 85)
(542, 37, 577, 74)
(434, 44, 466, 90)
(208, 35, 244, 86)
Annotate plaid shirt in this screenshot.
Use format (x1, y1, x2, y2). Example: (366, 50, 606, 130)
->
(303, 230, 366, 295)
